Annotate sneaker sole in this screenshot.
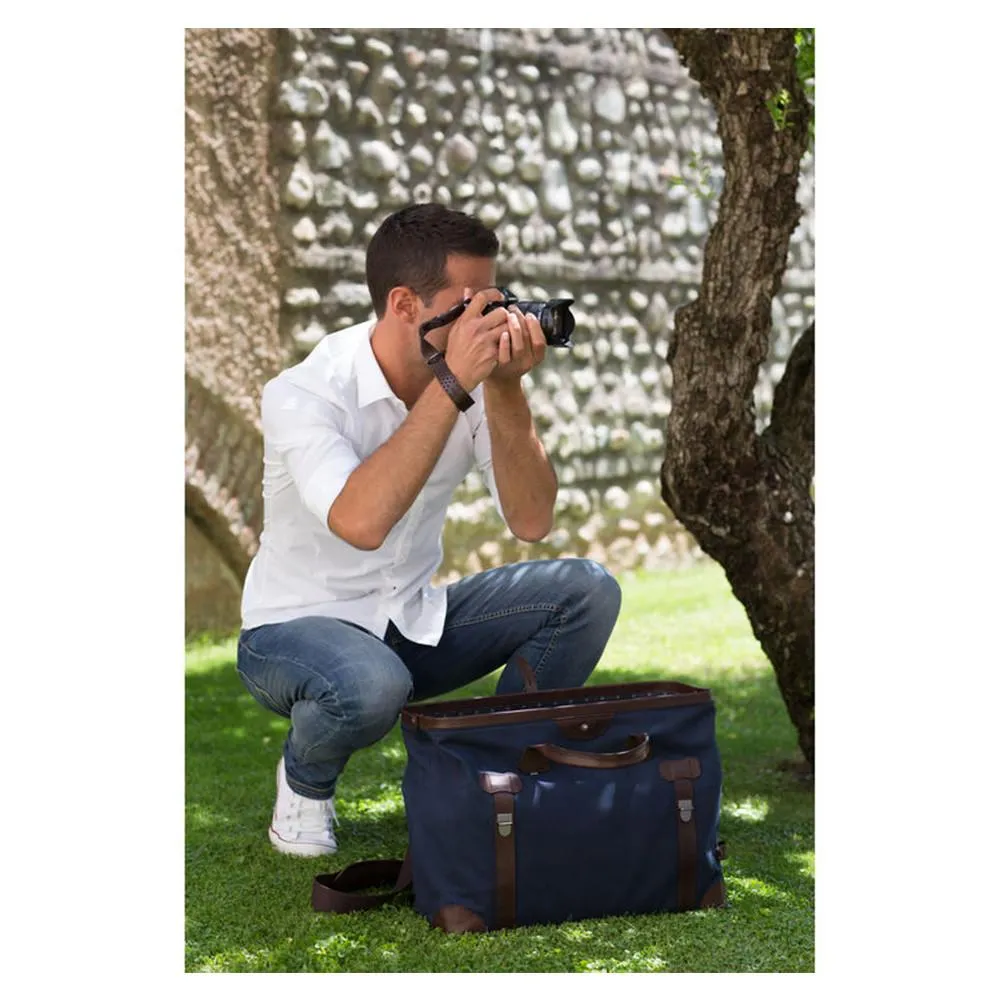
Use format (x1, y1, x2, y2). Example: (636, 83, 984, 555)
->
(268, 826, 338, 857)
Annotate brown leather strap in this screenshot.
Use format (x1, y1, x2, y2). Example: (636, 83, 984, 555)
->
(659, 758, 701, 911)
(519, 733, 650, 773)
(418, 314, 475, 412)
(514, 655, 539, 693)
(312, 853, 412, 913)
(479, 772, 522, 929)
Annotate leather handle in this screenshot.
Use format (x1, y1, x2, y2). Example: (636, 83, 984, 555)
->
(518, 733, 650, 773)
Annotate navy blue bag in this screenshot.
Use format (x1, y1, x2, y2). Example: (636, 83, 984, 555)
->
(312, 673, 727, 932)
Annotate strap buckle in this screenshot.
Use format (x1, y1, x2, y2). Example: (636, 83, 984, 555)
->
(496, 812, 513, 837)
(678, 799, 694, 823)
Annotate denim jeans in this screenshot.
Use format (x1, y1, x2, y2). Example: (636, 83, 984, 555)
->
(236, 558, 622, 799)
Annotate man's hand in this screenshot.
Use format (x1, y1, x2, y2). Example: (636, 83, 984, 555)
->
(444, 287, 509, 392)
(488, 305, 547, 383)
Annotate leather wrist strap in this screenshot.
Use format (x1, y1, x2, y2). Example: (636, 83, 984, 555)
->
(424, 348, 475, 412)
(418, 307, 476, 413)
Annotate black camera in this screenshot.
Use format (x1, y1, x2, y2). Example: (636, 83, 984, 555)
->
(481, 288, 576, 348)
(418, 287, 576, 348)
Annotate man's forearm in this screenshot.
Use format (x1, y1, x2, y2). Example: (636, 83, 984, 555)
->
(483, 379, 557, 541)
(328, 379, 459, 549)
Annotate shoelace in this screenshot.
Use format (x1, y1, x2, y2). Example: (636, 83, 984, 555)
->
(278, 794, 339, 833)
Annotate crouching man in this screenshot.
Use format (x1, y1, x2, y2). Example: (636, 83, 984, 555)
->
(237, 203, 622, 856)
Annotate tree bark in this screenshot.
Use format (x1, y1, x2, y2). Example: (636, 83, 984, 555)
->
(660, 29, 815, 770)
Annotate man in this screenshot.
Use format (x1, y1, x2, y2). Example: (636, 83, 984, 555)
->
(237, 203, 622, 857)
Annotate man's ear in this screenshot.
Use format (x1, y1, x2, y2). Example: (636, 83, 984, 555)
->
(386, 286, 419, 324)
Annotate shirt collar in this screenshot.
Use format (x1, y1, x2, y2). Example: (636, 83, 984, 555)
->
(355, 323, 396, 408)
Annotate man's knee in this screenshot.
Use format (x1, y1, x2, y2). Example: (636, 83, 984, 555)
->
(564, 558, 622, 624)
(292, 655, 413, 757)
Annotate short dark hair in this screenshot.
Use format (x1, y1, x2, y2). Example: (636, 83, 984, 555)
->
(366, 203, 499, 318)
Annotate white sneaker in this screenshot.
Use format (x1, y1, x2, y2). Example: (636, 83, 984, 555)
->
(268, 757, 338, 857)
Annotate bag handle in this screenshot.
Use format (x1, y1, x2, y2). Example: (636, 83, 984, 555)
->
(518, 733, 650, 773)
(312, 854, 412, 913)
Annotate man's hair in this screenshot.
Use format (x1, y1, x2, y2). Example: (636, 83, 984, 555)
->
(366, 203, 499, 318)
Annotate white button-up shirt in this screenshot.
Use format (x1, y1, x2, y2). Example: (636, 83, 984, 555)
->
(240, 320, 508, 643)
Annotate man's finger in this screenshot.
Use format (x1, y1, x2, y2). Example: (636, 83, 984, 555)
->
(464, 287, 506, 317)
(478, 306, 510, 332)
(507, 307, 525, 359)
(524, 312, 546, 358)
(498, 328, 512, 366)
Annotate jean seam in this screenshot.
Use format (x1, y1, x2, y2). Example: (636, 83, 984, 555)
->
(442, 603, 563, 632)
(237, 640, 344, 710)
(235, 666, 288, 717)
(531, 608, 568, 680)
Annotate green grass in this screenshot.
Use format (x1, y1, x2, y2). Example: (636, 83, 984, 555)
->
(185, 560, 814, 972)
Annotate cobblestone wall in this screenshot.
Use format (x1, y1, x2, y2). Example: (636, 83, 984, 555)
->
(185, 27, 815, 633)
(269, 27, 814, 581)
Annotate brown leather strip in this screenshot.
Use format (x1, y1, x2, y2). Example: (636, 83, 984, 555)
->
(556, 715, 612, 740)
(478, 772, 521, 929)
(699, 878, 728, 909)
(312, 853, 412, 913)
(427, 355, 474, 412)
(519, 733, 650, 773)
(659, 758, 701, 911)
(493, 790, 516, 928)
(674, 777, 698, 910)
(659, 758, 702, 782)
(515, 655, 539, 692)
(402, 681, 711, 731)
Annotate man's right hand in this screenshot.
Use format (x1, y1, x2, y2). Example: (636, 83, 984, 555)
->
(445, 288, 510, 392)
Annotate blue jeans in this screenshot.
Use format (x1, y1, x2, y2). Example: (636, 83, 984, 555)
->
(236, 558, 622, 799)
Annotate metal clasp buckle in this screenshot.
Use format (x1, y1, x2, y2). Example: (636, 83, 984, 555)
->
(497, 812, 513, 837)
(678, 799, 694, 823)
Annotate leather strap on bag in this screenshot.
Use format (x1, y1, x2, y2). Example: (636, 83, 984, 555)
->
(479, 772, 522, 929)
(519, 733, 650, 773)
(660, 758, 702, 911)
(514, 655, 539, 693)
(312, 853, 412, 913)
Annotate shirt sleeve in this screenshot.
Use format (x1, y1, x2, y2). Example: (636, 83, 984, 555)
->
(261, 378, 361, 528)
(467, 390, 509, 528)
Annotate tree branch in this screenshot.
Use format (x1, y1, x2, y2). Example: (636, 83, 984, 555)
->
(761, 321, 814, 485)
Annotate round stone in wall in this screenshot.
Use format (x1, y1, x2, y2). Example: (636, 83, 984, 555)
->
(541, 160, 572, 218)
(444, 134, 478, 173)
(276, 77, 329, 117)
(359, 140, 401, 178)
(592, 78, 627, 124)
(311, 121, 352, 170)
(284, 160, 314, 208)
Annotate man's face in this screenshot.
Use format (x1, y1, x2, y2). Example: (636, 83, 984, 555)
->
(416, 254, 498, 348)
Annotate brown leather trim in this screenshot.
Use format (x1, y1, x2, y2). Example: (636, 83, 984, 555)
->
(402, 681, 711, 732)
(432, 904, 487, 934)
(479, 772, 519, 929)
(659, 758, 701, 911)
(312, 853, 412, 913)
(519, 733, 650, 773)
(556, 715, 613, 740)
(478, 771, 523, 795)
(674, 777, 697, 910)
(515, 655, 539, 693)
(659, 758, 702, 781)
(699, 878, 728, 909)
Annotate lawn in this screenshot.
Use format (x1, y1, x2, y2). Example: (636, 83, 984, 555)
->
(185, 559, 814, 972)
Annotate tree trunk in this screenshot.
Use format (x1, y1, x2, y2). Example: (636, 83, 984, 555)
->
(660, 29, 815, 770)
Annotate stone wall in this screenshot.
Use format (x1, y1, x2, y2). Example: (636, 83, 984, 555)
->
(184, 27, 815, 635)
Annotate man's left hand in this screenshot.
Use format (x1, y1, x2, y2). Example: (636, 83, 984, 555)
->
(488, 305, 547, 382)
